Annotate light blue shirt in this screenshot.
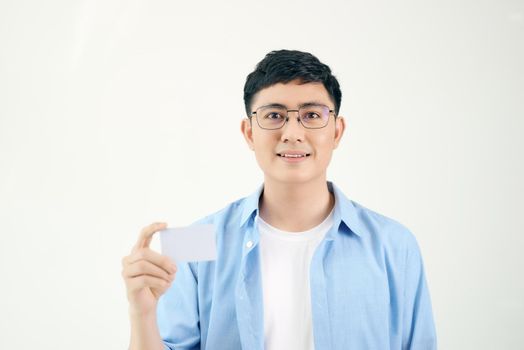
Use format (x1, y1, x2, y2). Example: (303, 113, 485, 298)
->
(157, 182, 437, 349)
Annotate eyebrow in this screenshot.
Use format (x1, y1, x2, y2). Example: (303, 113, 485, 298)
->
(257, 101, 330, 110)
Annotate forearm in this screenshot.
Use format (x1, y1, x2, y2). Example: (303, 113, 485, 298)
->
(129, 309, 165, 350)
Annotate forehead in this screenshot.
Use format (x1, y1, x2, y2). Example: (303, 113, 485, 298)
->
(251, 80, 333, 109)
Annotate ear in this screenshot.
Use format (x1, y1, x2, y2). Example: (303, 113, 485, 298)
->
(241, 118, 255, 151)
(333, 116, 346, 149)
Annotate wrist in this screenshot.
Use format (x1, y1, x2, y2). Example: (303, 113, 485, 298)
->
(129, 305, 157, 321)
(128, 307, 164, 350)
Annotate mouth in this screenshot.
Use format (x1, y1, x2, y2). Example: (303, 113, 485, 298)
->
(276, 153, 311, 158)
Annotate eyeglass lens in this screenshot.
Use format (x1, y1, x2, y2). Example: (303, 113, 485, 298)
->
(256, 105, 330, 129)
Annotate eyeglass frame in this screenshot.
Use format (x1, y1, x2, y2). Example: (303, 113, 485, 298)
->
(248, 103, 337, 130)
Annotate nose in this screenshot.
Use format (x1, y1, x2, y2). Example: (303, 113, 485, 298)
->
(280, 111, 304, 143)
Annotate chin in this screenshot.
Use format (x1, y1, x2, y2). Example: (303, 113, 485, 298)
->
(268, 171, 318, 185)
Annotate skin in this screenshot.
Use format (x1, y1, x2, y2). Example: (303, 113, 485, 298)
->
(122, 222, 175, 350)
(122, 79, 346, 349)
(241, 79, 346, 231)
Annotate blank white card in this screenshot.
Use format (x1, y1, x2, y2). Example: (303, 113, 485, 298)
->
(159, 224, 217, 262)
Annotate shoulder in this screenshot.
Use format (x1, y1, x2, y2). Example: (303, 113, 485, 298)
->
(349, 199, 421, 254)
(190, 195, 250, 231)
(183, 196, 251, 271)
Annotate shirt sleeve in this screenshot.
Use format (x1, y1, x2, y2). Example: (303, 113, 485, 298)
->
(156, 261, 201, 350)
(402, 237, 437, 350)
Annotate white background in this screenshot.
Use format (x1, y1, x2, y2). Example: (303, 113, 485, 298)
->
(1, 0, 523, 349)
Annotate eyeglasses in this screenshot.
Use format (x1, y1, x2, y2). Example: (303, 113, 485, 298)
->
(249, 104, 336, 130)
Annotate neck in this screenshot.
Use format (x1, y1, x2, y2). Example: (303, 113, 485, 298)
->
(259, 176, 334, 232)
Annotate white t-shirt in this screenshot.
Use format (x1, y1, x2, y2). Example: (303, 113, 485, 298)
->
(257, 209, 334, 350)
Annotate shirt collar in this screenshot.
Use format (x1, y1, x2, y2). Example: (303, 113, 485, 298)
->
(239, 183, 264, 227)
(328, 181, 364, 237)
(239, 181, 365, 238)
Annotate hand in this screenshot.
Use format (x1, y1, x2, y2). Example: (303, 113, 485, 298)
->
(122, 222, 177, 316)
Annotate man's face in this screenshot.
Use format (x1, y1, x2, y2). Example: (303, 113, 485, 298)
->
(241, 79, 345, 185)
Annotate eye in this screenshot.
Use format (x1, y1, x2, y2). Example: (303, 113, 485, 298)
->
(303, 112, 320, 120)
(265, 112, 284, 120)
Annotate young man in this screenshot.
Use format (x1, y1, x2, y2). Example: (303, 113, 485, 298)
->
(122, 50, 437, 350)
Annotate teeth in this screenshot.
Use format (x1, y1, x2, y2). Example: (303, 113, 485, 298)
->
(281, 154, 306, 158)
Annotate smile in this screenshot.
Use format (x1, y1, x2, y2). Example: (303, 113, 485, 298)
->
(277, 153, 311, 158)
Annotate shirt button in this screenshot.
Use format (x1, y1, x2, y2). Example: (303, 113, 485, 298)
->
(246, 240, 253, 249)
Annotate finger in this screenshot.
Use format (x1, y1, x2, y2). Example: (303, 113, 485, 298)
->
(133, 222, 167, 251)
(123, 260, 175, 282)
(124, 248, 177, 275)
(126, 275, 171, 294)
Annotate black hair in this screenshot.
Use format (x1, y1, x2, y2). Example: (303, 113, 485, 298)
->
(243, 49, 342, 117)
